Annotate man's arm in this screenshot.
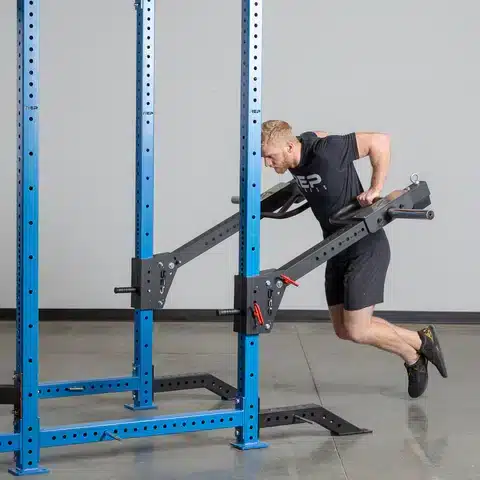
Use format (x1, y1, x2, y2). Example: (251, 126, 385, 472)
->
(312, 129, 390, 203)
(355, 132, 391, 204)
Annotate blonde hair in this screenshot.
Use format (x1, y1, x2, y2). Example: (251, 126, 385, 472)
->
(261, 120, 297, 147)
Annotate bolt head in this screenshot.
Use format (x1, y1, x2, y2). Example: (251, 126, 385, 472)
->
(276, 280, 283, 288)
(265, 280, 271, 286)
(168, 262, 175, 269)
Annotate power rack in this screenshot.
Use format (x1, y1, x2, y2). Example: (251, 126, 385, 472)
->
(0, 0, 435, 476)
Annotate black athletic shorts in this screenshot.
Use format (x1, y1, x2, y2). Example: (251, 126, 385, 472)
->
(324, 229, 391, 311)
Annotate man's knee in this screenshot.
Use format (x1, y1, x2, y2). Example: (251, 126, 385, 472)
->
(341, 306, 375, 344)
(342, 322, 370, 344)
(329, 304, 374, 343)
(328, 305, 350, 340)
(334, 324, 350, 340)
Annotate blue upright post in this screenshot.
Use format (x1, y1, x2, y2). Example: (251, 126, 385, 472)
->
(10, 0, 48, 475)
(232, 0, 268, 451)
(125, 0, 156, 411)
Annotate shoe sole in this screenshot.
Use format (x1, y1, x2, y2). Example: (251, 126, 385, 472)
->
(408, 357, 429, 398)
(409, 371, 428, 399)
(428, 324, 448, 378)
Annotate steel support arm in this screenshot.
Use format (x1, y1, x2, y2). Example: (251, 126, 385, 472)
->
(221, 179, 434, 334)
(114, 180, 307, 309)
(173, 180, 305, 266)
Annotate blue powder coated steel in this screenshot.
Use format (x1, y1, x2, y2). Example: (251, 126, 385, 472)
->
(11, 0, 48, 476)
(0, 408, 242, 453)
(232, 0, 268, 451)
(0, 434, 19, 454)
(127, 0, 156, 412)
(37, 376, 140, 399)
(2, 0, 270, 474)
(39, 409, 242, 448)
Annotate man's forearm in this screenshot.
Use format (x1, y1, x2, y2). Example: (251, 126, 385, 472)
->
(370, 157, 390, 192)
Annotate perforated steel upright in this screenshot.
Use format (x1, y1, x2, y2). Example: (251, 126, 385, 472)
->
(11, 0, 47, 475)
(232, 0, 268, 451)
(126, 0, 156, 412)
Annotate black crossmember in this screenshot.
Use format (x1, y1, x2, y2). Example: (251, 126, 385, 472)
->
(259, 404, 372, 436)
(0, 384, 17, 406)
(152, 373, 237, 401)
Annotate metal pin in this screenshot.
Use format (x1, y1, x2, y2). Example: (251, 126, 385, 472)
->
(293, 414, 316, 425)
(103, 430, 122, 442)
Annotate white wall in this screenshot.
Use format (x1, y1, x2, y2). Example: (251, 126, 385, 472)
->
(0, 0, 477, 312)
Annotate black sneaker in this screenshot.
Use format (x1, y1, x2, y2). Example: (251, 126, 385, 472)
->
(405, 355, 428, 398)
(418, 325, 448, 378)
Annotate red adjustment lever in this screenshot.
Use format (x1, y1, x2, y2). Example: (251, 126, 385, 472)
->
(280, 274, 299, 287)
(252, 302, 264, 326)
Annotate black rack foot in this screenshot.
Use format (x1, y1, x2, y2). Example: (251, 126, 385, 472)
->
(153, 373, 237, 401)
(259, 404, 372, 436)
(0, 384, 16, 405)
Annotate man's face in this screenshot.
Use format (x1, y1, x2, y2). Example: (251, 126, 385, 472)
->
(262, 140, 294, 174)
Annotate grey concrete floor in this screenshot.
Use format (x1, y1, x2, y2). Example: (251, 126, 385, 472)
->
(0, 321, 476, 479)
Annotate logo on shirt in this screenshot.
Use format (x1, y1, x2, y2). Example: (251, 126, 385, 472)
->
(294, 174, 326, 191)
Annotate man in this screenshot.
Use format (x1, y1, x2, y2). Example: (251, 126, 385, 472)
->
(260, 119, 447, 398)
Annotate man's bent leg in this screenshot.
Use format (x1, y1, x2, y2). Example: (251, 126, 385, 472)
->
(343, 305, 428, 398)
(328, 303, 430, 398)
(328, 304, 350, 339)
(333, 309, 428, 359)
(332, 309, 422, 353)
(371, 316, 422, 351)
(342, 306, 419, 364)
(372, 317, 447, 378)
(334, 234, 430, 397)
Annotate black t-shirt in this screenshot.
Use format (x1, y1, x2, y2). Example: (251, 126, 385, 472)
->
(289, 131, 364, 237)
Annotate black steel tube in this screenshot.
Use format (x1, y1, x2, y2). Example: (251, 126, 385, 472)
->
(262, 201, 310, 219)
(387, 208, 434, 220)
(329, 199, 363, 226)
(216, 309, 241, 316)
(114, 287, 137, 294)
